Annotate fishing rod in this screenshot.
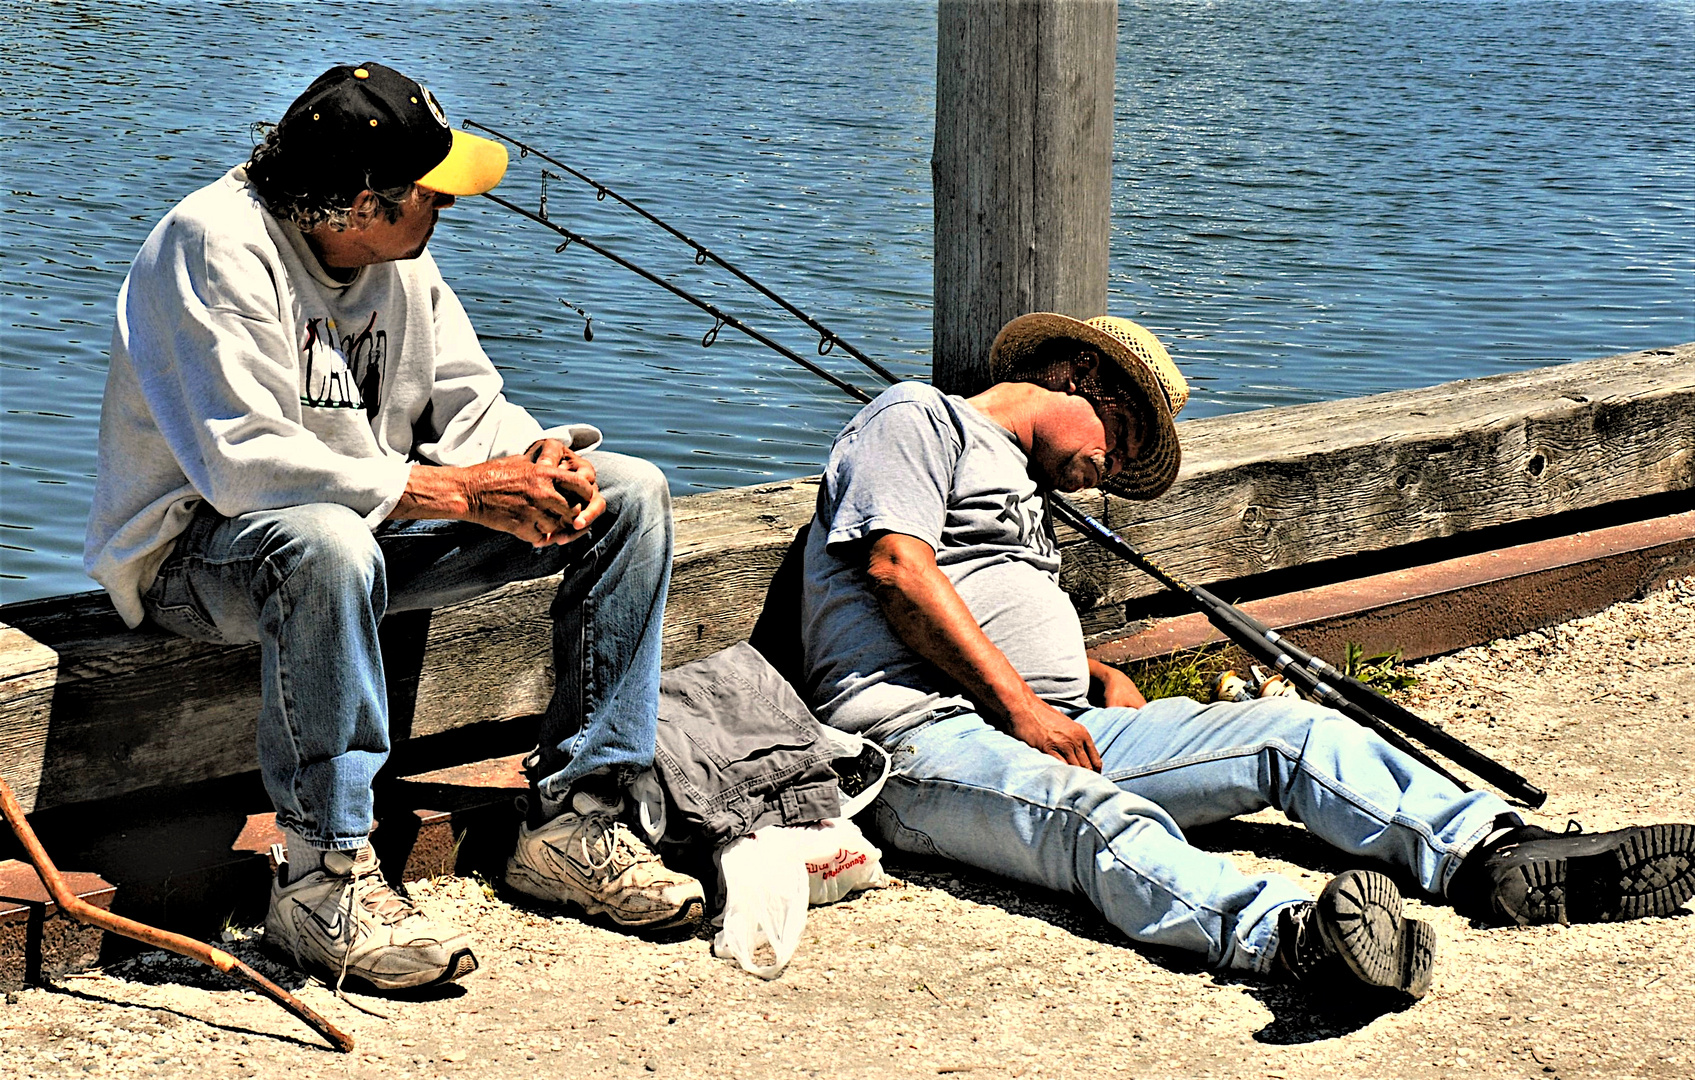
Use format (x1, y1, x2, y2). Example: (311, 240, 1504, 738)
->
(465, 120, 901, 387)
(477, 189, 871, 404)
(1049, 497, 1547, 805)
(477, 131, 1546, 807)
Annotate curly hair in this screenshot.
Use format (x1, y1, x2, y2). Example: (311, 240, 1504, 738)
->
(245, 124, 414, 232)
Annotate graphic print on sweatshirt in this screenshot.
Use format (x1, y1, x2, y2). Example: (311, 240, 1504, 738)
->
(300, 311, 387, 418)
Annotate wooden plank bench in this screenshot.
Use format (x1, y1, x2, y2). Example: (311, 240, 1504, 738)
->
(2, 344, 1691, 816)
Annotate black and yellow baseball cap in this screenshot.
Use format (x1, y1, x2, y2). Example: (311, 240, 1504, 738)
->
(275, 62, 507, 196)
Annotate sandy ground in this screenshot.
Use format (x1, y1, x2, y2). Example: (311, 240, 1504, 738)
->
(2, 576, 1691, 1080)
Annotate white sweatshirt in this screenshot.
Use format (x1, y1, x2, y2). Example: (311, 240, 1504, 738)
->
(85, 167, 597, 627)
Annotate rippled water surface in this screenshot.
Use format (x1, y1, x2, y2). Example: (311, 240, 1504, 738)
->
(2, 1, 1691, 603)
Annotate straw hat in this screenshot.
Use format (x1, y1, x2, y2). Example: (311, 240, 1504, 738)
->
(988, 313, 1189, 500)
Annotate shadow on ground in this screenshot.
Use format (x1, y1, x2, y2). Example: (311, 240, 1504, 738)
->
(1237, 981, 1420, 1043)
(43, 983, 327, 1052)
(880, 814, 1426, 1045)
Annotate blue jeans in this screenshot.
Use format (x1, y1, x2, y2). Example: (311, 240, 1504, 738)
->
(869, 696, 1513, 972)
(140, 451, 671, 851)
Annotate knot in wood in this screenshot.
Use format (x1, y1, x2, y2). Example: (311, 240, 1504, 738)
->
(1238, 505, 1273, 537)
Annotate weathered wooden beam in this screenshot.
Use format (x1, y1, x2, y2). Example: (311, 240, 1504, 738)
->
(1, 346, 1689, 813)
(666, 343, 1695, 652)
(1056, 343, 1695, 640)
(933, 0, 1117, 393)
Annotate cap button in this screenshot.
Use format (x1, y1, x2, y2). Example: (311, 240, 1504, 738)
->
(354, 67, 370, 79)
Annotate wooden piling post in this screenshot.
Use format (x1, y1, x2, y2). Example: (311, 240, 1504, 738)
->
(933, 0, 1118, 394)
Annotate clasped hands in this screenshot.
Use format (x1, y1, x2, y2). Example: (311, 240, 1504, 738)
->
(455, 438, 604, 548)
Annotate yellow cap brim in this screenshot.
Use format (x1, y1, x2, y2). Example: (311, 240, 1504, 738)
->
(416, 129, 509, 195)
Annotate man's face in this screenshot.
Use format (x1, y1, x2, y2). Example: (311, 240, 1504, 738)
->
(341, 184, 455, 265)
(1030, 389, 1146, 493)
(1023, 349, 1149, 492)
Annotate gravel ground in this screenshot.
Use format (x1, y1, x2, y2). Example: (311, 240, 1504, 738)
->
(3, 577, 1691, 1080)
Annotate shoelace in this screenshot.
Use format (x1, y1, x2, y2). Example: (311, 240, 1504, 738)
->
(1274, 902, 1324, 979)
(1496, 818, 1586, 851)
(328, 861, 412, 1019)
(349, 863, 421, 927)
(577, 810, 654, 877)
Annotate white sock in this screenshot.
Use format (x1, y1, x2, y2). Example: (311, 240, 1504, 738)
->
(538, 768, 622, 822)
(1480, 825, 1517, 848)
(1478, 816, 1527, 851)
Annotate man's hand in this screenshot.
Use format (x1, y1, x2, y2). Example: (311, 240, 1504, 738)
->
(867, 531, 1104, 772)
(523, 437, 576, 468)
(391, 440, 604, 547)
(1003, 699, 1103, 772)
(519, 438, 604, 543)
(1088, 659, 1147, 709)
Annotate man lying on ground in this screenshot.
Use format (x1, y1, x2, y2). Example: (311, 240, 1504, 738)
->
(798, 311, 1695, 997)
(85, 63, 702, 993)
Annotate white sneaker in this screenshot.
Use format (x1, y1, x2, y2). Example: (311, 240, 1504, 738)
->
(506, 790, 705, 928)
(263, 845, 478, 991)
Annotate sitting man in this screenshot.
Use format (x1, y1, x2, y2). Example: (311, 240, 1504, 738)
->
(85, 63, 702, 993)
(799, 312, 1695, 997)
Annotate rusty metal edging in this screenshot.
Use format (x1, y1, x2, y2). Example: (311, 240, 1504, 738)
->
(0, 775, 354, 1053)
(1089, 510, 1695, 668)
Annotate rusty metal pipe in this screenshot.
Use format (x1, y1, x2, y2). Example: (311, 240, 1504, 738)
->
(0, 775, 354, 1053)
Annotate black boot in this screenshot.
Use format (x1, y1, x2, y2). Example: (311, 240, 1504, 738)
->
(1449, 819, 1695, 926)
(1273, 869, 1436, 999)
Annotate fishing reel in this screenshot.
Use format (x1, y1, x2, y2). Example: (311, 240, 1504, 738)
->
(1209, 666, 1303, 703)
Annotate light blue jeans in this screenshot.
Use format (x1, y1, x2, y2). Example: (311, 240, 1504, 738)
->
(140, 451, 671, 851)
(869, 697, 1513, 972)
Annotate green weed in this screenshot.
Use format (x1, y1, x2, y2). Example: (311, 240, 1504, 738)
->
(1112, 639, 1418, 703)
(438, 828, 468, 882)
(1342, 642, 1419, 694)
(1118, 647, 1235, 702)
(216, 909, 250, 944)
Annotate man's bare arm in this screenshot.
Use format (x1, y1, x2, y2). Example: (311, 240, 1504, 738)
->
(1088, 658, 1146, 709)
(865, 531, 1102, 771)
(390, 438, 605, 547)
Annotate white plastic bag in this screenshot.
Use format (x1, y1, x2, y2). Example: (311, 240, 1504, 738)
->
(712, 819, 887, 978)
(712, 828, 810, 979)
(797, 818, 887, 904)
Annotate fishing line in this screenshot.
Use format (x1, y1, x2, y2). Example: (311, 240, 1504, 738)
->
(478, 188, 872, 403)
(472, 125, 1546, 807)
(466, 119, 901, 387)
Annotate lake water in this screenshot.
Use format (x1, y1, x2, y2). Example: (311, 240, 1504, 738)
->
(2, 0, 1691, 605)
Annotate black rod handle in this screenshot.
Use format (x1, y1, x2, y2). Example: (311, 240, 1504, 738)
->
(1049, 494, 1548, 808)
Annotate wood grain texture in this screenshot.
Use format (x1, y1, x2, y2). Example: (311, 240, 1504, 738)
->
(2, 347, 1689, 811)
(934, 0, 1117, 393)
(1055, 344, 1695, 627)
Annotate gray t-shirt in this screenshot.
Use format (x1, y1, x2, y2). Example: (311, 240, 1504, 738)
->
(800, 382, 1091, 744)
